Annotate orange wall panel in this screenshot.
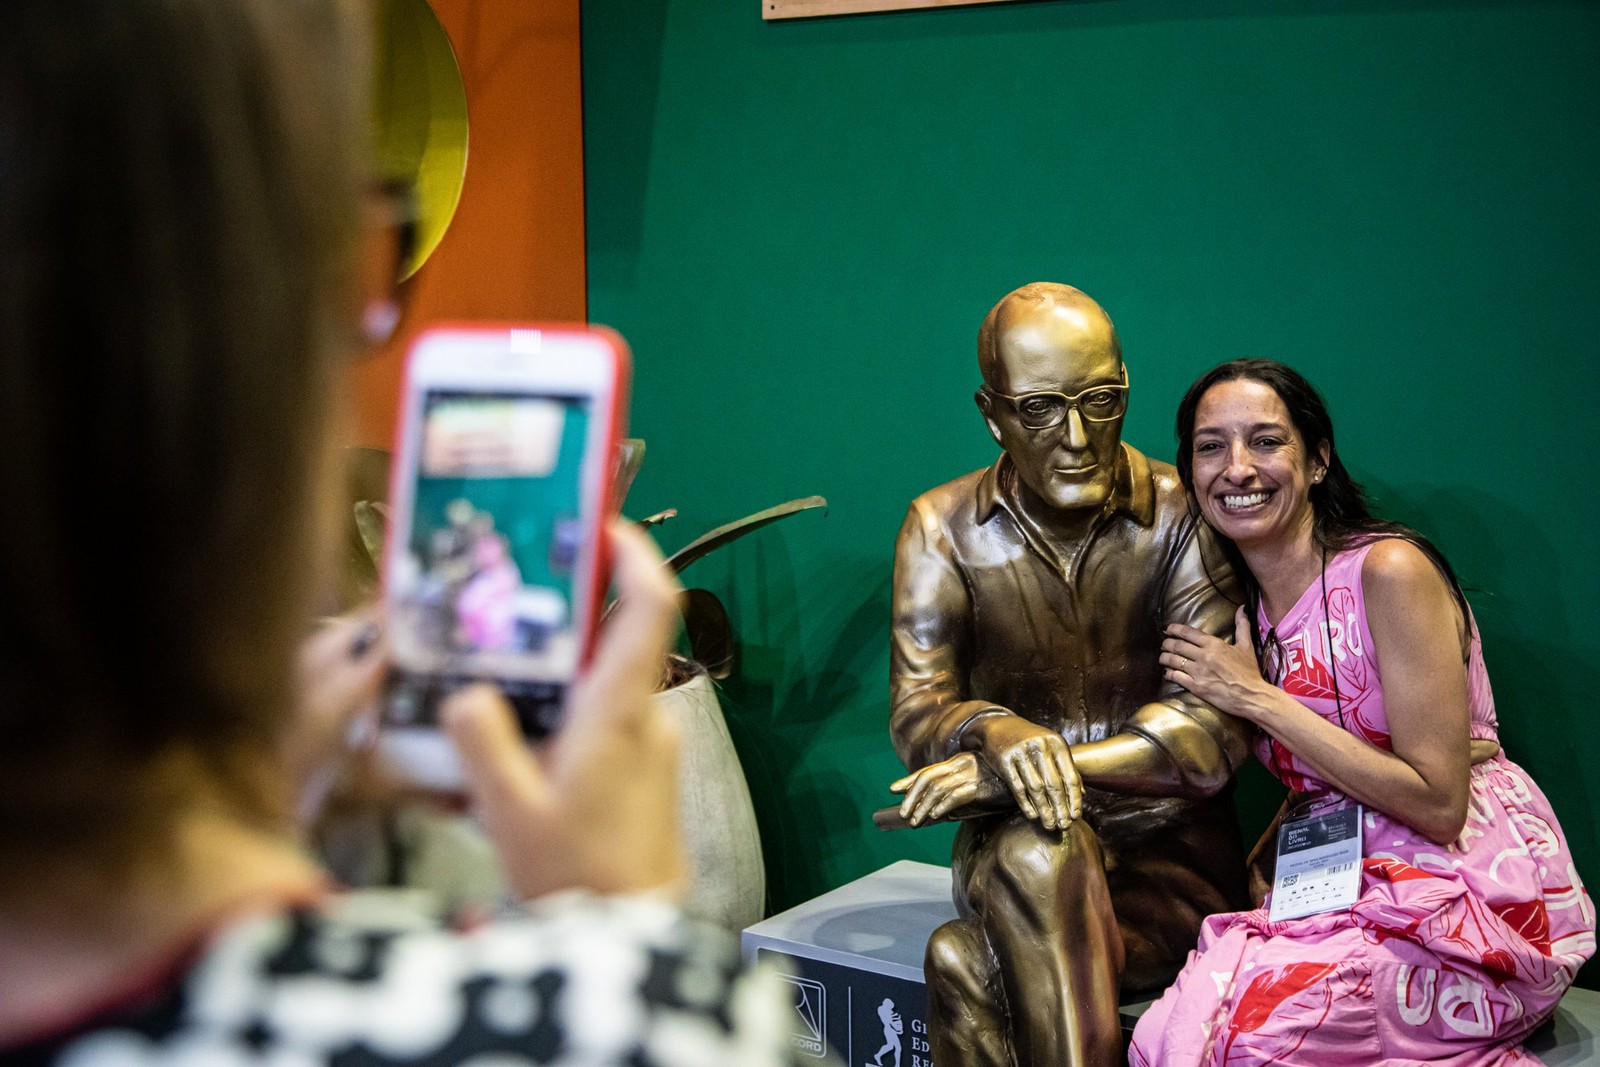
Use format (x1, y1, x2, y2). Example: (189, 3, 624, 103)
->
(348, 0, 587, 450)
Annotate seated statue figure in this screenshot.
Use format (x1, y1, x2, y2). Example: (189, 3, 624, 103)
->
(889, 282, 1251, 1067)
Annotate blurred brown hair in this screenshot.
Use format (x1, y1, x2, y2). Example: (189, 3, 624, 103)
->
(0, 0, 364, 898)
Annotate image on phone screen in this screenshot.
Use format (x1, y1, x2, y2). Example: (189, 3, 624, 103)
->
(386, 389, 593, 735)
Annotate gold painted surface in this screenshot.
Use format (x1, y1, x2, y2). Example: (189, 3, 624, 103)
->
(372, 0, 468, 279)
(885, 283, 1251, 1066)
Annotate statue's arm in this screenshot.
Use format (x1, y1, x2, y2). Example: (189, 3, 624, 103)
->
(1070, 522, 1253, 798)
(888, 502, 1086, 829)
(888, 502, 997, 771)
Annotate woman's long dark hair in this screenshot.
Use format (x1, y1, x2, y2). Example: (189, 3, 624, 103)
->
(1174, 359, 1470, 661)
(0, 0, 364, 902)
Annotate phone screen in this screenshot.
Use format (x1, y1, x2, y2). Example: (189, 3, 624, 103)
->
(386, 388, 595, 736)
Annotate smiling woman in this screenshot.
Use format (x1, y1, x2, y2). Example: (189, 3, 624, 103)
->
(1175, 359, 1471, 629)
(1129, 359, 1594, 1067)
(1188, 377, 1327, 560)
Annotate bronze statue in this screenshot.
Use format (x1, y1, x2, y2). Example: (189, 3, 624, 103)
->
(887, 283, 1252, 1067)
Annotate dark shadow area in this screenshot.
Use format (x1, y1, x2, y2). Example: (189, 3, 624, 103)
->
(780, 562, 892, 727)
(714, 537, 918, 912)
(1229, 758, 1284, 855)
(1522, 992, 1598, 1065)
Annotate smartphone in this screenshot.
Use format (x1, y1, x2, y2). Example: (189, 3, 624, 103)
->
(378, 323, 630, 790)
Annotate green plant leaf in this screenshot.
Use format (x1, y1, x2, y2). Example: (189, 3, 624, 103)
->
(355, 500, 391, 567)
(614, 438, 646, 511)
(664, 496, 828, 576)
(636, 508, 678, 528)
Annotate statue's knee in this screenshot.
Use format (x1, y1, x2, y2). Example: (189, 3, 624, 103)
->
(991, 816, 1103, 889)
(1059, 814, 1102, 856)
(925, 919, 988, 989)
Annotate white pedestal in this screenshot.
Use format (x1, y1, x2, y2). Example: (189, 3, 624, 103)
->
(743, 860, 955, 1065)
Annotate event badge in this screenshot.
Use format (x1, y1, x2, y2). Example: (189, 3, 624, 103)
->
(1268, 804, 1363, 922)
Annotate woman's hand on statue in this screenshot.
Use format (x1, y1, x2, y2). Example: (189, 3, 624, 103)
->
(444, 522, 688, 901)
(967, 713, 1082, 830)
(1161, 607, 1276, 723)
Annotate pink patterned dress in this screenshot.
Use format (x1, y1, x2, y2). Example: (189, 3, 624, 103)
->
(1129, 541, 1594, 1066)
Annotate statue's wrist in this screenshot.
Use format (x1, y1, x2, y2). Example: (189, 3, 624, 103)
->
(952, 706, 1013, 754)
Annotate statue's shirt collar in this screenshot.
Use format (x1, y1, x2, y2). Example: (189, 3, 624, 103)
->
(974, 443, 1155, 583)
(974, 441, 1155, 529)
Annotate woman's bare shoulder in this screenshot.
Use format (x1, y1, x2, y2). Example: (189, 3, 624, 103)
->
(1360, 537, 1464, 647)
(1360, 538, 1448, 599)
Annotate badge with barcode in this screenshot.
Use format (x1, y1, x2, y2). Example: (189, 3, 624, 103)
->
(1268, 804, 1363, 922)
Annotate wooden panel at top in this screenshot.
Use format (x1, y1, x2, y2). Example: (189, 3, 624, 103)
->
(765, 0, 1015, 20)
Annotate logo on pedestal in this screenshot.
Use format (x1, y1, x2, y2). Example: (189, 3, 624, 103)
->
(869, 997, 903, 1067)
(780, 973, 828, 1057)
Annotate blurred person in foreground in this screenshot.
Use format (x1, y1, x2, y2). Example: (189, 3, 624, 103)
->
(0, 2, 802, 1064)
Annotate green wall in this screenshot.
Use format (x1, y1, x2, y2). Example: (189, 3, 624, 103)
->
(582, 0, 1600, 983)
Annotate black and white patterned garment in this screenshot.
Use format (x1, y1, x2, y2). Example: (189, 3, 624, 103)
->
(5, 891, 820, 1067)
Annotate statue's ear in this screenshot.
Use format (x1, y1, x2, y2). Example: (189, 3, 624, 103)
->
(975, 390, 1003, 446)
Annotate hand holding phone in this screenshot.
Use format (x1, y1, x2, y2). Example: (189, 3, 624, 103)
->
(443, 521, 687, 901)
(379, 324, 629, 790)
(285, 612, 388, 824)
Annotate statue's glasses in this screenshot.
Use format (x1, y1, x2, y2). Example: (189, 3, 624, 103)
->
(982, 367, 1129, 431)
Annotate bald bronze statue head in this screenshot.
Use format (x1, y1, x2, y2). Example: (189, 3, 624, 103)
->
(975, 283, 1128, 515)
